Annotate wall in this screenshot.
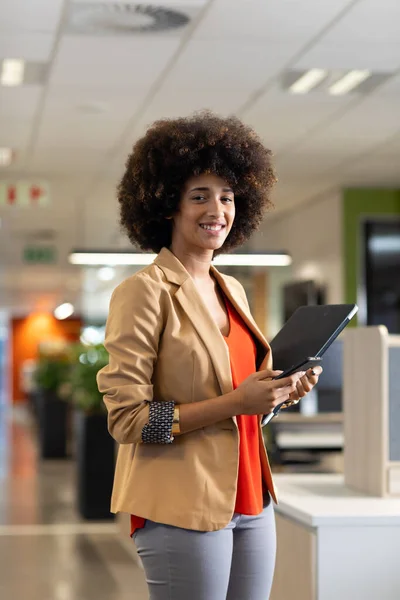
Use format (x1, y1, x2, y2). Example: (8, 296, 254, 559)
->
(0, 311, 9, 406)
(251, 191, 343, 336)
(11, 314, 81, 404)
(343, 188, 400, 326)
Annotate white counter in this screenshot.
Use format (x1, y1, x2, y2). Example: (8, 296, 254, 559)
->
(273, 473, 400, 526)
(270, 473, 400, 600)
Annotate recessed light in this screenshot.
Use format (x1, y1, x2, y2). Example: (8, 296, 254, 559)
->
(69, 251, 292, 267)
(1, 59, 25, 86)
(329, 70, 371, 96)
(0, 148, 13, 166)
(289, 69, 327, 94)
(54, 303, 74, 320)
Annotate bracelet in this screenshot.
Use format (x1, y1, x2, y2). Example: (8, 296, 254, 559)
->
(142, 401, 175, 444)
(171, 405, 181, 435)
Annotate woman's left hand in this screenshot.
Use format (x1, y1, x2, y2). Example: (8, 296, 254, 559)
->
(283, 366, 323, 408)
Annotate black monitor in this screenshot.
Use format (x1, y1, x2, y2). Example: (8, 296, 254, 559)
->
(283, 280, 325, 323)
(364, 219, 400, 334)
(316, 339, 343, 413)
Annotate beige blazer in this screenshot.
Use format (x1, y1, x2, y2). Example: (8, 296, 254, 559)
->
(97, 247, 277, 532)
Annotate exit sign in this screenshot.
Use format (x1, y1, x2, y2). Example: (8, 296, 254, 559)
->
(0, 181, 50, 207)
(23, 246, 57, 264)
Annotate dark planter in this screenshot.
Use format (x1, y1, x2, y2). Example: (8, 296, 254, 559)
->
(37, 390, 68, 459)
(27, 390, 40, 420)
(74, 410, 115, 520)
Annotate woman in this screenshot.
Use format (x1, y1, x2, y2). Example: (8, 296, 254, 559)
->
(97, 112, 322, 600)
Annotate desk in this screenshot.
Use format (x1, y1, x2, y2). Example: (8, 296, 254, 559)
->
(270, 474, 400, 600)
(269, 413, 343, 463)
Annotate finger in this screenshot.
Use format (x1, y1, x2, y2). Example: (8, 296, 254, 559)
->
(256, 369, 283, 380)
(270, 372, 305, 389)
(306, 366, 323, 383)
(299, 375, 313, 394)
(272, 379, 303, 401)
(296, 379, 307, 398)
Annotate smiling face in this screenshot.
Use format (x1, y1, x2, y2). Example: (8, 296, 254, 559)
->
(170, 173, 236, 258)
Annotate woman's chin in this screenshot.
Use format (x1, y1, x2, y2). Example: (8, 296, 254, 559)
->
(203, 240, 225, 252)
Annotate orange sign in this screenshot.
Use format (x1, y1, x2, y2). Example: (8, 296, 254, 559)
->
(0, 182, 50, 206)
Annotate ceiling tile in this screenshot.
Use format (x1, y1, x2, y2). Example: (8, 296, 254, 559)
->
(41, 84, 144, 120)
(135, 87, 251, 123)
(164, 40, 297, 92)
(376, 73, 400, 95)
(277, 97, 400, 180)
(295, 41, 400, 71)
(35, 112, 130, 149)
(374, 133, 400, 157)
(195, 0, 354, 41)
(0, 87, 42, 119)
(0, 0, 64, 33)
(50, 35, 181, 87)
(340, 152, 400, 187)
(27, 147, 108, 174)
(0, 118, 33, 147)
(314, 0, 400, 45)
(0, 33, 54, 62)
(243, 85, 353, 153)
(310, 96, 399, 143)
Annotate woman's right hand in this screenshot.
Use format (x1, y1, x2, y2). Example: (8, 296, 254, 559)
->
(234, 369, 305, 416)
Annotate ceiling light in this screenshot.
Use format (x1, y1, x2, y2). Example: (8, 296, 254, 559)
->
(213, 254, 292, 267)
(54, 303, 74, 320)
(0, 148, 13, 166)
(328, 70, 371, 96)
(97, 266, 116, 281)
(289, 69, 327, 94)
(1, 59, 25, 86)
(69, 251, 292, 267)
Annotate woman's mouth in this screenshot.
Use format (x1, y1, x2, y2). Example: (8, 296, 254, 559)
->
(199, 224, 225, 233)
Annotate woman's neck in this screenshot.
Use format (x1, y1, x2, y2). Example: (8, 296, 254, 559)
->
(169, 243, 213, 283)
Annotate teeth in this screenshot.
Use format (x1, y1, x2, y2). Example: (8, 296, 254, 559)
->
(200, 224, 223, 231)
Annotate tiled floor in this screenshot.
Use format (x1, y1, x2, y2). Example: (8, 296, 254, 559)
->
(0, 405, 148, 600)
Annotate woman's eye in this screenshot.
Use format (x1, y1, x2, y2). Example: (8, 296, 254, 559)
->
(192, 196, 206, 201)
(222, 197, 233, 203)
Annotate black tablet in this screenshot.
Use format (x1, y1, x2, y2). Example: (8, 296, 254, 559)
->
(261, 304, 358, 426)
(270, 304, 358, 372)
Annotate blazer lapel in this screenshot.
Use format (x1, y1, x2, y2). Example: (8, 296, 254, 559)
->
(175, 280, 233, 395)
(154, 248, 272, 394)
(154, 248, 233, 396)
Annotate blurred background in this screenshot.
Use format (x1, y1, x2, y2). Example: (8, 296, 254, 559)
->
(0, 1, 399, 599)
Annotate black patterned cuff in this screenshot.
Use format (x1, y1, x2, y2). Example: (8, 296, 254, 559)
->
(141, 401, 175, 444)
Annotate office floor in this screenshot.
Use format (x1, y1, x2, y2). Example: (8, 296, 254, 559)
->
(0, 405, 148, 600)
(0, 404, 344, 600)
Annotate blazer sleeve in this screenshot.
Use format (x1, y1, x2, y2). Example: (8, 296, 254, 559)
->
(97, 274, 164, 445)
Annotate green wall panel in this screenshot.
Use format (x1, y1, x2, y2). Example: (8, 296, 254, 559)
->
(343, 188, 400, 326)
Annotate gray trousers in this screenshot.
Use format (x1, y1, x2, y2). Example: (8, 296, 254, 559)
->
(133, 498, 276, 600)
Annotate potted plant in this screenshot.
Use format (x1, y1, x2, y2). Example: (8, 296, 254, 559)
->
(69, 343, 115, 520)
(34, 349, 71, 459)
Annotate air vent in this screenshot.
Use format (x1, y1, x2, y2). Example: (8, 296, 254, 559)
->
(66, 3, 202, 35)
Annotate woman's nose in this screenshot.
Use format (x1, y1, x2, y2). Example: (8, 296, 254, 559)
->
(207, 196, 224, 216)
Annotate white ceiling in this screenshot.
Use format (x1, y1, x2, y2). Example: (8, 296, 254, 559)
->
(0, 0, 399, 317)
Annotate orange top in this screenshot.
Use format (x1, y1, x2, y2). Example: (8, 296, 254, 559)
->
(130, 296, 264, 536)
(224, 297, 264, 516)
